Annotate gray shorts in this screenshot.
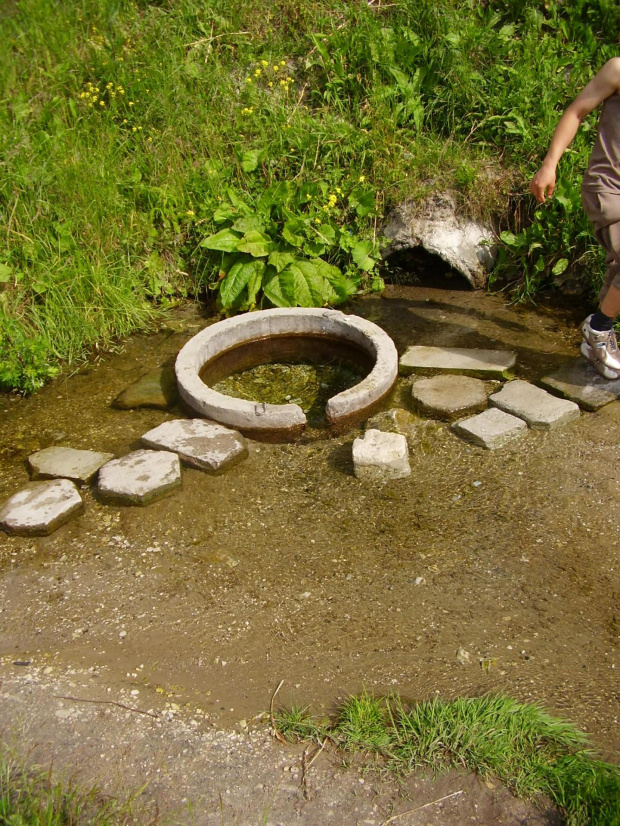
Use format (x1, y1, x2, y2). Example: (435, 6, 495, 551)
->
(582, 188, 620, 301)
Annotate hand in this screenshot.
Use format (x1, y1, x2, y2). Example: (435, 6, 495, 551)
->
(529, 165, 556, 203)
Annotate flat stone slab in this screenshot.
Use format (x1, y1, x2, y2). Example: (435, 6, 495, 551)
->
(400, 346, 516, 378)
(28, 446, 114, 484)
(0, 479, 83, 536)
(452, 407, 527, 450)
(353, 429, 410, 482)
(489, 380, 580, 430)
(98, 449, 181, 506)
(541, 358, 620, 412)
(411, 375, 488, 421)
(113, 365, 178, 410)
(141, 419, 248, 473)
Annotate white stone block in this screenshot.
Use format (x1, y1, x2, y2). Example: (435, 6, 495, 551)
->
(142, 419, 248, 473)
(28, 446, 114, 484)
(98, 449, 181, 506)
(489, 380, 580, 430)
(452, 407, 527, 449)
(352, 429, 410, 481)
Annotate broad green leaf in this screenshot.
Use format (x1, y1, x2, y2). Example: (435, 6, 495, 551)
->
(226, 187, 253, 215)
(533, 256, 545, 273)
(213, 204, 236, 223)
(314, 223, 336, 245)
(0, 263, 12, 283)
(263, 268, 293, 307)
(200, 228, 242, 251)
(268, 250, 296, 272)
(232, 214, 265, 233)
(241, 149, 266, 173)
(552, 258, 569, 276)
(279, 259, 323, 307)
(348, 188, 375, 218)
(220, 257, 265, 308)
(313, 258, 356, 301)
(257, 181, 293, 214)
(352, 240, 376, 271)
(295, 182, 321, 206)
(303, 240, 326, 257)
(247, 261, 265, 306)
(282, 218, 306, 247)
(499, 230, 521, 248)
(236, 229, 273, 257)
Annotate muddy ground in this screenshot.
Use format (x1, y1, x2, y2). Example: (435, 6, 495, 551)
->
(0, 283, 618, 823)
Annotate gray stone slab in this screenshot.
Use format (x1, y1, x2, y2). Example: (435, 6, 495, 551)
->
(28, 446, 114, 484)
(541, 358, 620, 412)
(0, 479, 84, 536)
(352, 429, 410, 482)
(141, 419, 248, 473)
(399, 346, 516, 378)
(489, 380, 580, 430)
(98, 449, 181, 506)
(452, 407, 527, 450)
(113, 365, 178, 410)
(411, 375, 488, 421)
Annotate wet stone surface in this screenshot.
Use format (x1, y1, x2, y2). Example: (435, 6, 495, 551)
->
(411, 374, 489, 421)
(489, 380, 581, 431)
(353, 428, 410, 481)
(141, 419, 248, 474)
(112, 364, 178, 410)
(0, 479, 83, 536)
(97, 449, 182, 505)
(27, 446, 114, 485)
(541, 357, 620, 412)
(399, 346, 516, 378)
(452, 408, 527, 450)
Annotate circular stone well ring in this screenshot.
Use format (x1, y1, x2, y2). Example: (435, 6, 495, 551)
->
(175, 308, 399, 440)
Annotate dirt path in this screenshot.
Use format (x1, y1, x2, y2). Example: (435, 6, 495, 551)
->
(0, 285, 618, 821)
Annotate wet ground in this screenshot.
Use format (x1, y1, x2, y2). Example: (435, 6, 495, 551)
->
(0, 284, 618, 821)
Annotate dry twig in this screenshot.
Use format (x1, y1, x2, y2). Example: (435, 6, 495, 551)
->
(381, 790, 464, 824)
(54, 695, 159, 719)
(269, 679, 288, 744)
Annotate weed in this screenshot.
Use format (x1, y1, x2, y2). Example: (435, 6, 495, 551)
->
(274, 692, 620, 826)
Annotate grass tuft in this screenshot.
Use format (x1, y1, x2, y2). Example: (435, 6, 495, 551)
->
(274, 692, 620, 826)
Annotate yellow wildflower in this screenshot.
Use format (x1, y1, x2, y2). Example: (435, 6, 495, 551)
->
(268, 81, 273, 88)
(132, 126, 137, 132)
(147, 136, 152, 142)
(99, 100, 105, 106)
(286, 76, 293, 82)
(245, 77, 252, 84)
(186, 209, 195, 216)
(128, 101, 134, 106)
(359, 175, 366, 182)
(280, 60, 286, 66)
(314, 218, 321, 224)
(273, 65, 279, 72)
(254, 68, 261, 77)
(260, 59, 269, 67)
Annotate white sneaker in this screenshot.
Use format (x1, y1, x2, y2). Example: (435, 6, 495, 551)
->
(580, 341, 620, 380)
(581, 315, 620, 371)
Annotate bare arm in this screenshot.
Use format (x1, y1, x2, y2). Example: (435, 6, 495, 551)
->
(530, 58, 620, 203)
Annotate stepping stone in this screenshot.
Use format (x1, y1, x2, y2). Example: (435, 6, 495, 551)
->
(489, 380, 580, 430)
(541, 358, 620, 412)
(98, 449, 181, 506)
(352, 429, 410, 482)
(452, 408, 527, 450)
(141, 419, 248, 473)
(27, 446, 114, 485)
(112, 365, 178, 410)
(399, 346, 516, 379)
(0, 479, 84, 536)
(411, 375, 488, 421)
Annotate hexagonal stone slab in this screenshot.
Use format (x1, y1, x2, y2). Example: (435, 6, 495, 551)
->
(489, 380, 580, 430)
(541, 357, 620, 412)
(411, 375, 488, 421)
(353, 429, 410, 482)
(98, 449, 181, 506)
(0, 479, 84, 536)
(28, 446, 114, 484)
(399, 346, 516, 378)
(452, 408, 527, 450)
(141, 419, 248, 474)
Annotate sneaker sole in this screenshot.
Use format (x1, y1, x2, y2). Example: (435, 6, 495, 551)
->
(580, 342, 620, 380)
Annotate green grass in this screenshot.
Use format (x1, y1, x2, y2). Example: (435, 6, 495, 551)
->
(0, 746, 139, 825)
(1, 0, 619, 391)
(275, 692, 620, 826)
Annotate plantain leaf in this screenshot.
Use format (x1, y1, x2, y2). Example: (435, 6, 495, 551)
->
(352, 240, 376, 271)
(268, 250, 296, 272)
(200, 228, 242, 251)
(282, 217, 306, 247)
(552, 258, 569, 275)
(236, 229, 273, 257)
(219, 257, 265, 307)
